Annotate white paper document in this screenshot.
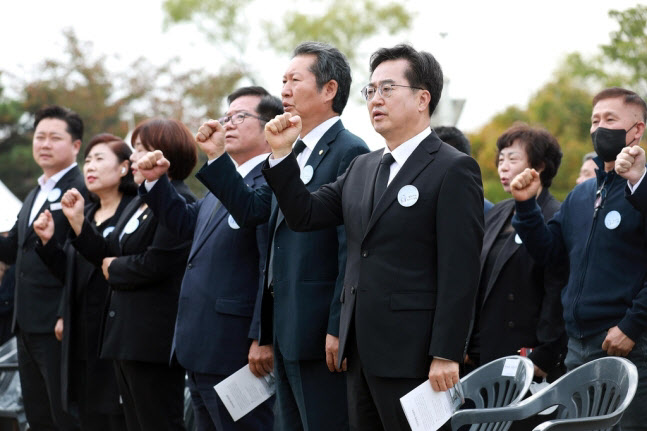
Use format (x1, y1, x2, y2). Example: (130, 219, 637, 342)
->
(214, 365, 276, 421)
(400, 381, 464, 431)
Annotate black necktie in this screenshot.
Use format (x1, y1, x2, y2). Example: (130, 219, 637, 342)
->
(293, 140, 307, 157)
(373, 152, 395, 211)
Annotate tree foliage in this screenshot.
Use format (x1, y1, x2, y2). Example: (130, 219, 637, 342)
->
(162, 0, 412, 66)
(0, 30, 243, 199)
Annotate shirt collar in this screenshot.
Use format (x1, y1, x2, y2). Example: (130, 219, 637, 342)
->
(37, 163, 78, 189)
(237, 153, 270, 178)
(298, 116, 340, 151)
(383, 129, 431, 166)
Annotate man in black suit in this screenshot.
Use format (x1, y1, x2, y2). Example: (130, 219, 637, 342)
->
(136, 86, 283, 430)
(195, 42, 369, 430)
(262, 44, 484, 431)
(0, 105, 84, 430)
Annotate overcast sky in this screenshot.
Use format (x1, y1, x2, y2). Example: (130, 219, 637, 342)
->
(1, 0, 645, 146)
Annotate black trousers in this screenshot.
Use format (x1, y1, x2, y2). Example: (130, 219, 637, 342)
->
(113, 359, 186, 431)
(346, 324, 423, 431)
(16, 330, 79, 431)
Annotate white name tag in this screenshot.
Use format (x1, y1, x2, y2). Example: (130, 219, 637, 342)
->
(49, 202, 63, 211)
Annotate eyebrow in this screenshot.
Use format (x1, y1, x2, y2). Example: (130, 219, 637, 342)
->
(367, 79, 396, 87)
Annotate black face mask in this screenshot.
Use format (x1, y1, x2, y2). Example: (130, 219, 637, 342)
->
(591, 123, 637, 162)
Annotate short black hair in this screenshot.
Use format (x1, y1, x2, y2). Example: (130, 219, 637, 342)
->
(435, 126, 470, 155)
(496, 123, 562, 188)
(293, 42, 352, 115)
(593, 87, 647, 123)
(227, 86, 283, 129)
(34, 105, 84, 142)
(227, 86, 270, 105)
(84, 133, 137, 198)
(369, 44, 443, 117)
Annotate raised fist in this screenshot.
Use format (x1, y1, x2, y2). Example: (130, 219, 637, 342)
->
(136, 150, 170, 182)
(615, 145, 646, 186)
(195, 120, 226, 160)
(33, 210, 55, 245)
(61, 188, 85, 235)
(510, 168, 541, 202)
(264, 113, 302, 159)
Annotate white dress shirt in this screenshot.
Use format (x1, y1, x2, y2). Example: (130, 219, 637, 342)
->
(29, 163, 78, 225)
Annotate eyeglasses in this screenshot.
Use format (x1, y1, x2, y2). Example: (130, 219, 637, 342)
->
(360, 83, 424, 101)
(218, 112, 267, 125)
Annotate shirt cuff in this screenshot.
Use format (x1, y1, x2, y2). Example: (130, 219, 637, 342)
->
(207, 155, 221, 165)
(627, 169, 647, 194)
(144, 179, 158, 191)
(268, 154, 289, 168)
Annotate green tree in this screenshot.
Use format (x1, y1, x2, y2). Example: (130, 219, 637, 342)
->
(562, 5, 647, 96)
(0, 30, 244, 199)
(162, 0, 412, 67)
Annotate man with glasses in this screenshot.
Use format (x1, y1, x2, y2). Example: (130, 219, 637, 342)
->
(136, 86, 282, 430)
(260, 44, 484, 431)
(194, 42, 368, 430)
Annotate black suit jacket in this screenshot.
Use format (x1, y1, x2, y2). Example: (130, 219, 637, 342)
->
(36, 196, 133, 413)
(71, 181, 195, 363)
(472, 189, 567, 374)
(0, 167, 86, 333)
(197, 120, 369, 360)
(263, 131, 484, 378)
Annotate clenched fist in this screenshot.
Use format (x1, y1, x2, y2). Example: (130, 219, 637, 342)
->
(61, 188, 85, 235)
(136, 150, 170, 182)
(33, 210, 55, 245)
(264, 113, 302, 159)
(510, 169, 541, 202)
(195, 120, 226, 160)
(615, 146, 646, 186)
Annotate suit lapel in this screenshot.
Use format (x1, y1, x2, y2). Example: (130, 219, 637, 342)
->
(364, 135, 440, 238)
(481, 202, 519, 307)
(19, 188, 39, 245)
(112, 196, 143, 252)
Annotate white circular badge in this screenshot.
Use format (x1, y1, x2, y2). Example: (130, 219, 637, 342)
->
(228, 214, 240, 230)
(48, 188, 62, 202)
(604, 210, 621, 230)
(123, 218, 139, 235)
(515, 234, 522, 244)
(300, 165, 314, 184)
(397, 185, 419, 207)
(102, 226, 115, 238)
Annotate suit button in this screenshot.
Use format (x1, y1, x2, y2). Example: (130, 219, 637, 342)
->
(109, 311, 115, 317)
(187, 263, 193, 269)
(508, 321, 515, 328)
(508, 293, 514, 301)
(361, 250, 368, 257)
(350, 286, 356, 294)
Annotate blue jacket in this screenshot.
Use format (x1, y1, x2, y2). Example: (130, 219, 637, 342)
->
(512, 162, 647, 342)
(140, 163, 268, 375)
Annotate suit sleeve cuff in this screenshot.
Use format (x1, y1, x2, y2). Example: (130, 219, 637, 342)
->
(628, 169, 647, 194)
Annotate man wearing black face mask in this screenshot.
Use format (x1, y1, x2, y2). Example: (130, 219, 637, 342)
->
(508, 87, 647, 431)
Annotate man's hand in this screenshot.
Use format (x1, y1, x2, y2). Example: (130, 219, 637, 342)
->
(33, 210, 55, 245)
(325, 334, 346, 372)
(102, 257, 116, 281)
(136, 150, 170, 183)
(533, 365, 548, 378)
(195, 120, 226, 160)
(248, 340, 273, 377)
(61, 188, 85, 235)
(510, 168, 541, 202)
(615, 146, 646, 186)
(428, 358, 459, 392)
(264, 113, 302, 159)
(54, 318, 63, 341)
(602, 326, 635, 356)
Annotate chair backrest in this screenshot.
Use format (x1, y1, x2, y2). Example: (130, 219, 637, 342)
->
(451, 357, 638, 431)
(459, 355, 534, 431)
(533, 357, 637, 430)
